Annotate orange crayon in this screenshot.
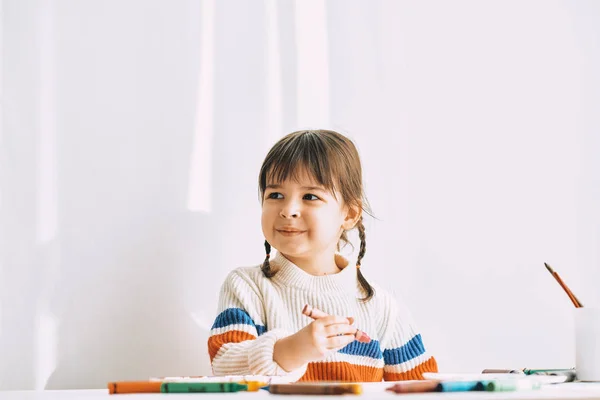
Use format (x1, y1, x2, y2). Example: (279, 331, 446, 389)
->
(107, 381, 162, 394)
(302, 304, 371, 343)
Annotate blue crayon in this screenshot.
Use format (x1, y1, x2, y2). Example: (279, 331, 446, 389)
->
(436, 381, 485, 392)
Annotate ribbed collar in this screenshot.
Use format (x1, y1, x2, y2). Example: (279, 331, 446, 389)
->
(270, 251, 358, 293)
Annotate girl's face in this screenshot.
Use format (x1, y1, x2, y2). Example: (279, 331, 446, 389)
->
(261, 168, 356, 261)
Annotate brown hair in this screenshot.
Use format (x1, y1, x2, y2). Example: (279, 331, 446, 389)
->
(258, 129, 375, 302)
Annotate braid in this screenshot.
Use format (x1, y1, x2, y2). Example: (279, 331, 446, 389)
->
(261, 240, 276, 278)
(356, 217, 367, 267)
(356, 218, 375, 302)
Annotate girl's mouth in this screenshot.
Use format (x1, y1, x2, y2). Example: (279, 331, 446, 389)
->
(277, 229, 306, 236)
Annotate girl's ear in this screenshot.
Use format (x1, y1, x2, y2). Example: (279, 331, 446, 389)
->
(342, 202, 362, 230)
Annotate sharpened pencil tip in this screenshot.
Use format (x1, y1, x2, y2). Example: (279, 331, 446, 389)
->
(544, 262, 554, 274)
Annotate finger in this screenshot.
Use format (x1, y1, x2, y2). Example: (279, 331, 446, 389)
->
(326, 335, 355, 350)
(302, 304, 329, 319)
(319, 315, 353, 327)
(325, 334, 355, 349)
(324, 324, 356, 338)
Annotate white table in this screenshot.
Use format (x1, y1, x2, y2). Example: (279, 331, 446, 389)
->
(2, 383, 600, 400)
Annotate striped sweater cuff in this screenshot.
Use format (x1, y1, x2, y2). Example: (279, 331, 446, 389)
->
(248, 329, 308, 380)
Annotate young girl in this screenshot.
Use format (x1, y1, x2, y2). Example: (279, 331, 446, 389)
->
(207, 130, 438, 382)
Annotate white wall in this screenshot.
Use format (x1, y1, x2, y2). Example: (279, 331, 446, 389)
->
(1, 0, 599, 390)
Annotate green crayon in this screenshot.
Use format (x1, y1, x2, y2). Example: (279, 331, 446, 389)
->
(524, 368, 574, 375)
(482, 379, 541, 392)
(161, 382, 248, 393)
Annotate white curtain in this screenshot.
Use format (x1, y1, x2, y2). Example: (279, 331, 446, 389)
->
(1, 0, 599, 390)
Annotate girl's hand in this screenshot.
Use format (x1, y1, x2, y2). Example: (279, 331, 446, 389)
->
(295, 315, 356, 359)
(273, 315, 355, 371)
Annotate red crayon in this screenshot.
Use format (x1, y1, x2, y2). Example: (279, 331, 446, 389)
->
(302, 304, 371, 343)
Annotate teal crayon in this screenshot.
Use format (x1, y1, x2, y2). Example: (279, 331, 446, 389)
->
(436, 381, 484, 392)
(161, 382, 248, 393)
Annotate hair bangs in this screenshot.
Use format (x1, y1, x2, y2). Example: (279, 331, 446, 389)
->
(260, 132, 340, 199)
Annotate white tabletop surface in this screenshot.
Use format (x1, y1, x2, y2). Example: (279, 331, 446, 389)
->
(2, 383, 600, 400)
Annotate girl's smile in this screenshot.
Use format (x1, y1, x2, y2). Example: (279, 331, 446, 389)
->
(277, 226, 307, 236)
(277, 230, 306, 237)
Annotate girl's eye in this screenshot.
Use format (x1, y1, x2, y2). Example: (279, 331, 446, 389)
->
(267, 192, 283, 199)
(303, 194, 319, 201)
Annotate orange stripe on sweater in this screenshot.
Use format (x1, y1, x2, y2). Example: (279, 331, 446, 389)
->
(207, 330, 256, 362)
(299, 361, 384, 382)
(384, 356, 438, 381)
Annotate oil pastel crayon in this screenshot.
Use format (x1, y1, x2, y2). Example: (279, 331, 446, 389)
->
(481, 379, 541, 392)
(268, 383, 362, 395)
(243, 381, 268, 391)
(161, 382, 248, 393)
(525, 368, 576, 375)
(436, 381, 485, 392)
(150, 375, 269, 389)
(386, 380, 440, 393)
(482, 368, 576, 381)
(107, 381, 162, 394)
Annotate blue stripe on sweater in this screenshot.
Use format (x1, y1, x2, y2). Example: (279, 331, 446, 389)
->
(338, 340, 383, 359)
(383, 334, 425, 365)
(211, 307, 267, 336)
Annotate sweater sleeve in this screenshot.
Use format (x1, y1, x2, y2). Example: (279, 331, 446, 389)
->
(379, 292, 438, 381)
(207, 269, 308, 379)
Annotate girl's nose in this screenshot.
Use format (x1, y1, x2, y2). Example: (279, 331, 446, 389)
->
(280, 201, 301, 218)
(280, 211, 299, 218)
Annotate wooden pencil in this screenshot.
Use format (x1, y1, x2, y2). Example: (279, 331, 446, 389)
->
(544, 263, 583, 308)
